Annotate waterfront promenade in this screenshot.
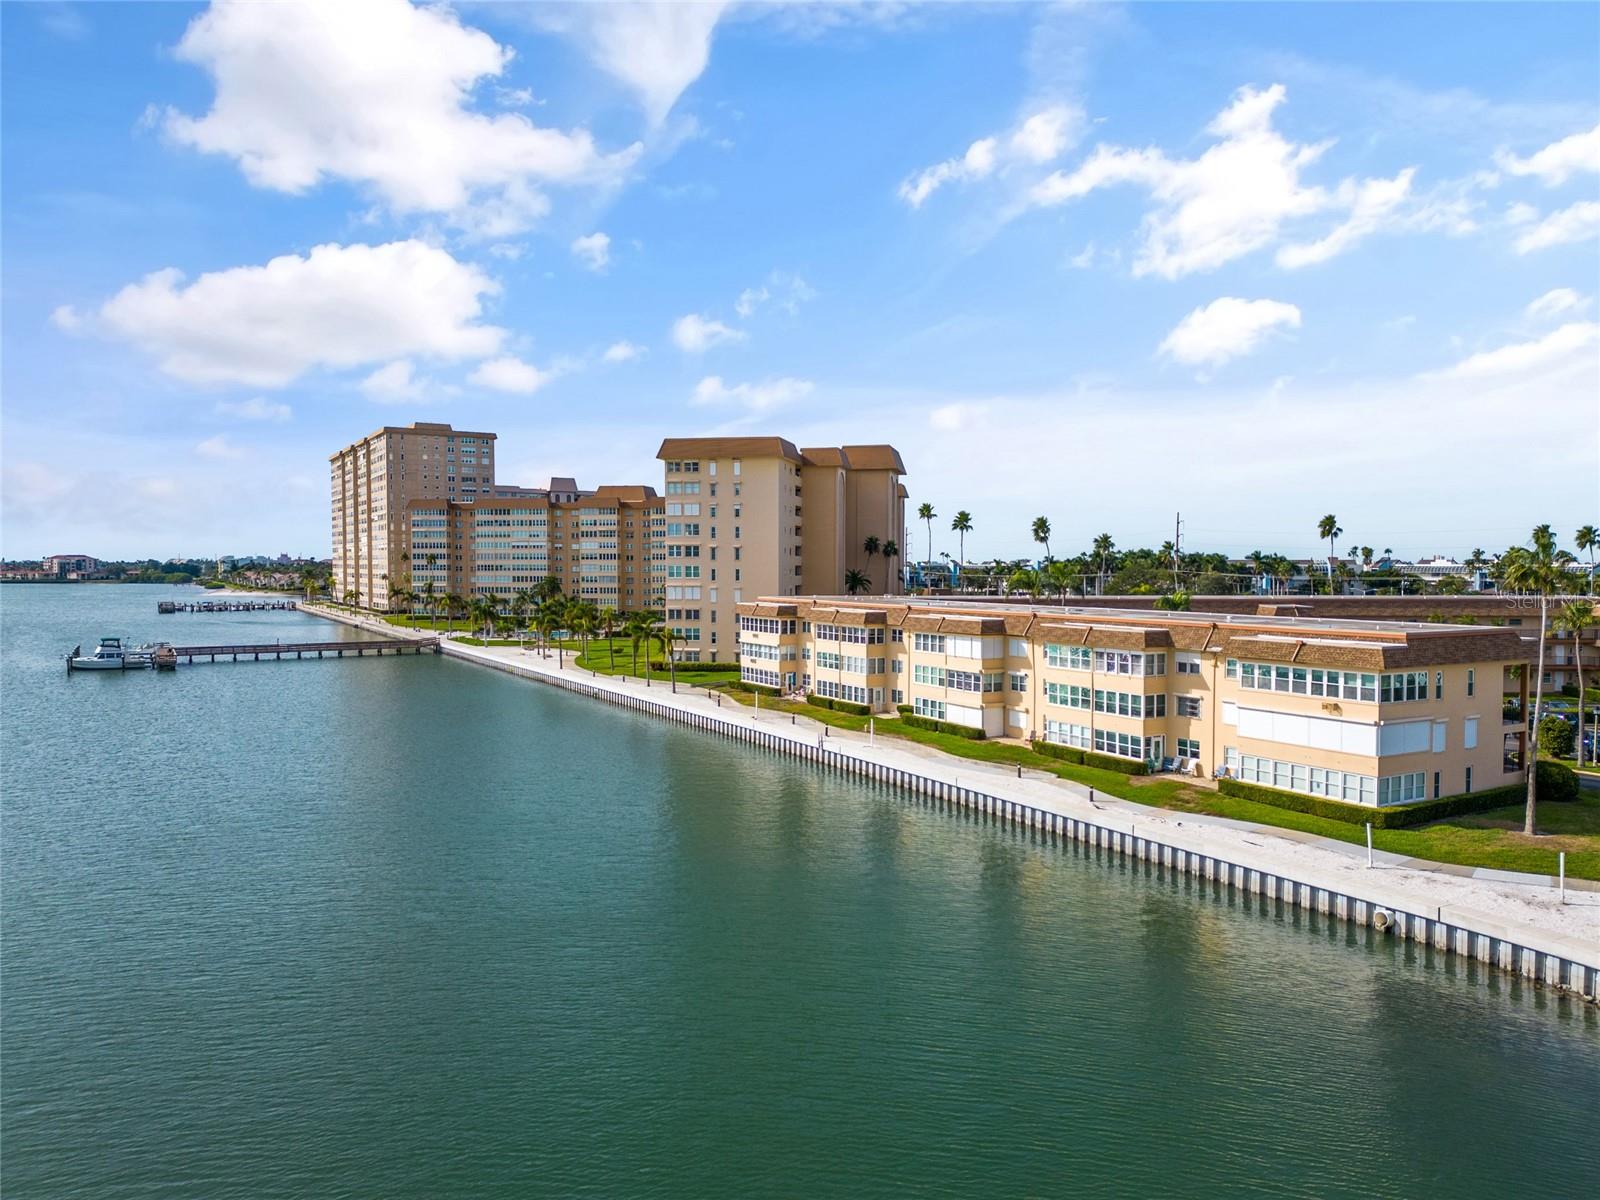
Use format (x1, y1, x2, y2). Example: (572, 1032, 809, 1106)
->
(305, 606, 1599, 995)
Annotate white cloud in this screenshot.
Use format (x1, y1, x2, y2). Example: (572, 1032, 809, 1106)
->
(1159, 297, 1302, 367)
(49, 304, 83, 332)
(1526, 288, 1589, 321)
(602, 340, 645, 363)
(162, 0, 640, 236)
(570, 231, 611, 271)
(929, 402, 988, 432)
(1495, 123, 1600, 187)
(95, 240, 504, 387)
(1425, 321, 1600, 380)
(735, 286, 768, 318)
(1513, 200, 1600, 254)
(214, 397, 292, 422)
(1029, 84, 1423, 278)
(195, 433, 244, 459)
(359, 359, 430, 403)
(900, 103, 1083, 207)
(1276, 168, 1415, 268)
(469, 355, 550, 394)
(532, 1, 729, 124)
(734, 271, 815, 318)
(1505, 201, 1539, 226)
(671, 312, 745, 353)
(691, 375, 813, 412)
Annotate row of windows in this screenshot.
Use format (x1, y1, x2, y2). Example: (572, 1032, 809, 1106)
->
(946, 670, 1005, 693)
(741, 666, 782, 687)
(1237, 662, 1379, 702)
(816, 624, 884, 644)
(817, 652, 885, 674)
(1094, 729, 1154, 760)
(1378, 772, 1427, 805)
(742, 642, 797, 662)
(1227, 750, 1378, 805)
(1044, 719, 1090, 749)
(914, 697, 945, 720)
(1042, 684, 1166, 718)
(738, 616, 796, 635)
(1044, 644, 1091, 670)
(816, 679, 869, 704)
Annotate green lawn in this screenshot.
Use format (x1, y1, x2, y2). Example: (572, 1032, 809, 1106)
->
(713, 689, 1600, 880)
(572, 639, 740, 687)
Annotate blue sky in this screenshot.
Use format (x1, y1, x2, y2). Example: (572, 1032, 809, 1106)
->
(3, 1, 1596, 563)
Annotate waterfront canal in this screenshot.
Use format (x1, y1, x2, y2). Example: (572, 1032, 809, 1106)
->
(4, 585, 1597, 1197)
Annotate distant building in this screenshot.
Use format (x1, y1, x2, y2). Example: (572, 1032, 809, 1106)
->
(42, 554, 103, 579)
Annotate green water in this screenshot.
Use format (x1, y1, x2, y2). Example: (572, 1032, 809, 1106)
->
(3, 585, 1596, 1198)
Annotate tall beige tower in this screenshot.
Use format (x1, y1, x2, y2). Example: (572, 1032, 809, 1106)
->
(330, 421, 496, 611)
(656, 436, 906, 662)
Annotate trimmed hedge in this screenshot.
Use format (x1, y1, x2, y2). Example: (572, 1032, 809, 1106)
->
(1032, 741, 1150, 776)
(726, 680, 779, 696)
(1534, 759, 1580, 804)
(804, 694, 872, 717)
(896, 712, 986, 740)
(649, 659, 740, 672)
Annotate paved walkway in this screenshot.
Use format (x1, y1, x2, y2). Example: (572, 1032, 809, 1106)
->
(301, 607, 1599, 961)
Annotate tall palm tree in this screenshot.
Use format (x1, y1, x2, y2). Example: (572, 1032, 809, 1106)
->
(535, 602, 562, 666)
(916, 503, 936, 581)
(624, 610, 662, 679)
(1361, 546, 1375, 568)
(654, 625, 680, 692)
(1577, 524, 1598, 591)
(951, 512, 973, 583)
(300, 568, 318, 601)
(421, 579, 437, 628)
(443, 593, 465, 629)
(1092, 533, 1114, 594)
(1555, 599, 1596, 766)
(862, 535, 881, 592)
(536, 575, 562, 604)
(1006, 567, 1041, 598)
(599, 605, 619, 669)
(1317, 514, 1342, 594)
(844, 568, 870, 596)
(881, 539, 899, 593)
(1031, 516, 1052, 561)
(1501, 524, 1575, 833)
(469, 597, 497, 639)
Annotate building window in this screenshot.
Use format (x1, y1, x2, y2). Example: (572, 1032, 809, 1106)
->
(1467, 668, 1475, 697)
(913, 697, 946, 720)
(1008, 672, 1028, 692)
(1176, 695, 1202, 718)
(1465, 765, 1472, 794)
(1176, 737, 1201, 759)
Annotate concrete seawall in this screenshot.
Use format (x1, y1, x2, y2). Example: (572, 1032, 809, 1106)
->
(301, 608, 1600, 1004)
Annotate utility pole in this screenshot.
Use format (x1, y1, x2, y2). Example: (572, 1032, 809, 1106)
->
(1173, 511, 1183, 592)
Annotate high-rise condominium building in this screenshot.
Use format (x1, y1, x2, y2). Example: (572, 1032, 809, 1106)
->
(656, 437, 907, 662)
(407, 481, 663, 613)
(330, 422, 497, 610)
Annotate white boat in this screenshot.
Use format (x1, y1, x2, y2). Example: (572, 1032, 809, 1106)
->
(67, 637, 131, 670)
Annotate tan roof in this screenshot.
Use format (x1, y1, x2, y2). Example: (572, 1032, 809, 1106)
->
(799, 447, 848, 468)
(840, 444, 905, 472)
(897, 483, 909, 499)
(657, 437, 803, 462)
(591, 484, 659, 503)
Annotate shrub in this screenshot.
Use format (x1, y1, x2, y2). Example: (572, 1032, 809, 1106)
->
(1031, 742, 1148, 774)
(1537, 715, 1575, 759)
(803, 694, 871, 716)
(649, 659, 739, 672)
(1535, 759, 1580, 803)
(726, 680, 779, 696)
(898, 713, 985, 739)
(1216, 778, 1530, 828)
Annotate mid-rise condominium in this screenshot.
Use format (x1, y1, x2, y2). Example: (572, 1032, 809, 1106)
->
(657, 437, 907, 662)
(736, 594, 1534, 808)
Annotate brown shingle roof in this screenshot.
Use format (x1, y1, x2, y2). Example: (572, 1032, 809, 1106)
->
(657, 437, 803, 462)
(799, 447, 848, 468)
(840, 444, 905, 472)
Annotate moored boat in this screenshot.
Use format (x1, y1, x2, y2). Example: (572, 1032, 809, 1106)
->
(66, 637, 130, 670)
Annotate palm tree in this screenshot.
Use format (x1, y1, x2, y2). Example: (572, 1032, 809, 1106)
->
(916, 503, 936, 582)
(300, 568, 319, 601)
(1317, 514, 1342, 594)
(599, 605, 619, 669)
(1092, 533, 1114, 594)
(1042, 558, 1073, 603)
(443, 592, 465, 629)
(1501, 524, 1575, 833)
(1578, 524, 1598, 591)
(1006, 567, 1041, 597)
(421, 579, 437, 628)
(535, 602, 563, 667)
(536, 575, 562, 604)
(1031, 517, 1052, 561)
(881, 539, 899, 593)
(862, 535, 881, 592)
(951, 512, 973, 582)
(623, 610, 661, 679)
(844, 568, 870, 596)
(469, 597, 496, 639)
(654, 624, 680, 692)
(1555, 599, 1596, 766)
(1154, 591, 1192, 611)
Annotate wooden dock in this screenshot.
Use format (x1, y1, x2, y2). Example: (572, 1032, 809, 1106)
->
(158, 600, 299, 613)
(168, 637, 438, 663)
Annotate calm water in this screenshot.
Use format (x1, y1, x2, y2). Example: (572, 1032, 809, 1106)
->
(3, 584, 1596, 1198)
